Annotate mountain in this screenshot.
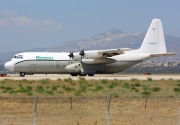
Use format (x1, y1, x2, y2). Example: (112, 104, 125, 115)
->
(0, 29, 179, 64)
(47, 29, 145, 52)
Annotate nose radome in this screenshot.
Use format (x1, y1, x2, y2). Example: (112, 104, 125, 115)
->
(4, 61, 14, 71)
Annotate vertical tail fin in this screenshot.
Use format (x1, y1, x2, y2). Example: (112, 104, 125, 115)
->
(139, 19, 167, 54)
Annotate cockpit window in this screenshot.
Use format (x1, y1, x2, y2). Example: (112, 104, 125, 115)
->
(14, 55, 23, 59)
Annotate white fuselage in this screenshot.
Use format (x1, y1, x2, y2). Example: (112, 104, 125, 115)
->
(4, 51, 150, 75)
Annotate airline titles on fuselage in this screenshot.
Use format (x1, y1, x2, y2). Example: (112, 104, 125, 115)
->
(36, 56, 54, 60)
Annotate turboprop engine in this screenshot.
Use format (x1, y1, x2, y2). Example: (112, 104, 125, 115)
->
(65, 63, 96, 76)
(65, 63, 82, 73)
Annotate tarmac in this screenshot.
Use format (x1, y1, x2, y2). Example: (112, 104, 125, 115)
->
(0, 74, 179, 80)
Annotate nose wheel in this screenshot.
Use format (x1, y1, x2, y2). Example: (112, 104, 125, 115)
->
(20, 72, 26, 77)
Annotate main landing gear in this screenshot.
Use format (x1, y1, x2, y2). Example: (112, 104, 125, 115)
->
(70, 73, 94, 76)
(20, 72, 26, 77)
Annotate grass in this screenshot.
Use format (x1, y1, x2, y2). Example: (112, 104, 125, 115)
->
(0, 78, 180, 96)
(1, 96, 179, 125)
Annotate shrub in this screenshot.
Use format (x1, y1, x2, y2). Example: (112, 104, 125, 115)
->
(176, 83, 180, 87)
(75, 91, 82, 96)
(78, 77, 86, 84)
(64, 78, 73, 83)
(130, 84, 136, 88)
(52, 85, 58, 91)
(87, 83, 94, 87)
(46, 91, 54, 95)
(131, 78, 138, 82)
(95, 85, 104, 91)
(40, 79, 50, 84)
(142, 84, 150, 91)
(19, 84, 24, 89)
(18, 84, 26, 93)
(131, 87, 140, 93)
(147, 77, 153, 81)
(135, 83, 141, 87)
(16, 89, 25, 93)
(62, 85, 75, 92)
(151, 87, 161, 92)
(174, 88, 180, 93)
(79, 84, 87, 93)
(9, 90, 17, 94)
(4, 86, 13, 91)
(27, 92, 33, 96)
(141, 91, 151, 95)
(26, 86, 32, 91)
(0, 86, 5, 89)
(108, 81, 119, 89)
(3, 86, 13, 93)
(70, 81, 76, 86)
(36, 86, 45, 93)
(122, 82, 130, 89)
(101, 79, 109, 84)
(57, 78, 62, 81)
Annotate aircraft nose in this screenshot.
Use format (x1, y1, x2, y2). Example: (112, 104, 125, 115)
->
(4, 61, 14, 71)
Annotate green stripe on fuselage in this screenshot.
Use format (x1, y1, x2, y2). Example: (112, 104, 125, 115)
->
(36, 56, 54, 60)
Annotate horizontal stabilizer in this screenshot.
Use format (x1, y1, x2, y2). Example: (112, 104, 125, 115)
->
(150, 53, 176, 57)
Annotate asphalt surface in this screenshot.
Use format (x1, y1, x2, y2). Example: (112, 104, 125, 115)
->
(0, 74, 179, 80)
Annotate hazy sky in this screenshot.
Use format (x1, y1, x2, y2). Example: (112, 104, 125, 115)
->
(0, 0, 180, 52)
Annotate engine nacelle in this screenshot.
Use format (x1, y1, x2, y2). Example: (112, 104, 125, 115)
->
(65, 63, 82, 73)
(84, 51, 102, 59)
(72, 51, 102, 60)
(82, 58, 116, 64)
(65, 63, 96, 75)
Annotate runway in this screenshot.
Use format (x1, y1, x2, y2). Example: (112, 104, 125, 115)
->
(0, 74, 179, 80)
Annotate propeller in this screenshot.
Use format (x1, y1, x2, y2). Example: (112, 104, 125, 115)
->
(68, 51, 74, 60)
(79, 49, 85, 59)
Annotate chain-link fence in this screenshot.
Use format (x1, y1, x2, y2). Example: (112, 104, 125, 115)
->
(0, 96, 180, 125)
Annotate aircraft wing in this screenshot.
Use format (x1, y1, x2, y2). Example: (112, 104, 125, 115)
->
(81, 48, 132, 64)
(97, 48, 132, 57)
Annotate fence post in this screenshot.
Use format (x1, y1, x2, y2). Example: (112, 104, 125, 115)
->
(70, 96, 73, 110)
(34, 96, 38, 125)
(107, 96, 112, 125)
(144, 95, 148, 109)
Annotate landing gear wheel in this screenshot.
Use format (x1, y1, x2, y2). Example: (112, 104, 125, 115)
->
(79, 74, 87, 76)
(88, 74, 94, 76)
(20, 72, 26, 77)
(70, 73, 78, 76)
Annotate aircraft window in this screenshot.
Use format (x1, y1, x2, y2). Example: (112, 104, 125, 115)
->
(14, 55, 23, 59)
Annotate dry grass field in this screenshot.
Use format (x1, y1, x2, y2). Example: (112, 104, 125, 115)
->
(0, 96, 180, 125)
(0, 76, 180, 125)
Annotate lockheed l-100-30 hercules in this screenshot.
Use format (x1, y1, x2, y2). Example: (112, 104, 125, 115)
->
(4, 19, 175, 77)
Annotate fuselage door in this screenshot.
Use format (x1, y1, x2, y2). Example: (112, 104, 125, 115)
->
(104, 64, 109, 72)
(56, 61, 60, 68)
(30, 64, 36, 72)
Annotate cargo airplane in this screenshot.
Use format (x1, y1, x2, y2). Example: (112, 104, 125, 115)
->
(4, 19, 175, 77)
